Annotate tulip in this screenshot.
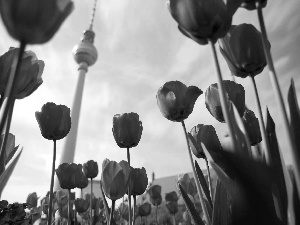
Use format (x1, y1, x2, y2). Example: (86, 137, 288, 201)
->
(205, 80, 245, 122)
(165, 191, 178, 203)
(0, 47, 44, 99)
(138, 202, 151, 217)
(157, 81, 202, 122)
(166, 201, 178, 215)
(83, 160, 98, 179)
(26, 192, 38, 209)
(101, 159, 131, 201)
(84, 193, 97, 210)
(56, 163, 81, 190)
(219, 24, 270, 78)
(35, 102, 71, 141)
(242, 109, 262, 146)
(188, 125, 206, 159)
(0, 0, 74, 44)
(76, 170, 89, 190)
(130, 167, 148, 196)
(241, 0, 267, 10)
(166, 0, 242, 45)
(74, 198, 89, 213)
(112, 113, 143, 148)
(148, 185, 162, 206)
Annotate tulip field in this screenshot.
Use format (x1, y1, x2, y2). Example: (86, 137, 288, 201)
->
(0, 0, 300, 225)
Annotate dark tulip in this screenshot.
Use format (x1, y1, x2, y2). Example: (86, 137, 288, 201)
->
(130, 167, 148, 196)
(148, 185, 162, 206)
(165, 191, 178, 203)
(112, 113, 143, 148)
(83, 160, 98, 179)
(241, 0, 267, 10)
(157, 81, 202, 122)
(0, 0, 74, 44)
(84, 193, 97, 209)
(74, 198, 89, 213)
(35, 102, 71, 141)
(166, 201, 178, 215)
(0, 48, 44, 99)
(219, 24, 270, 78)
(205, 80, 245, 122)
(138, 202, 151, 217)
(55, 163, 80, 189)
(166, 0, 242, 45)
(26, 192, 38, 209)
(242, 109, 262, 146)
(101, 159, 131, 201)
(76, 169, 89, 189)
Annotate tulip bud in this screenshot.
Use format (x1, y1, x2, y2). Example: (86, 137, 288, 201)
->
(138, 202, 151, 217)
(26, 192, 38, 209)
(242, 109, 262, 146)
(241, 0, 267, 10)
(167, 0, 239, 45)
(166, 201, 178, 215)
(188, 125, 205, 159)
(157, 81, 202, 122)
(130, 167, 148, 196)
(83, 160, 99, 179)
(56, 163, 80, 190)
(101, 159, 131, 201)
(219, 24, 270, 78)
(35, 102, 71, 141)
(205, 80, 245, 122)
(0, 48, 44, 99)
(165, 191, 178, 203)
(148, 185, 162, 206)
(74, 198, 89, 213)
(0, 0, 74, 44)
(112, 113, 143, 148)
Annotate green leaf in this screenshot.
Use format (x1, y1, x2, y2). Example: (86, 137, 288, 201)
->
(0, 148, 23, 197)
(6, 145, 19, 165)
(178, 183, 205, 225)
(288, 167, 300, 225)
(194, 160, 213, 208)
(211, 179, 229, 225)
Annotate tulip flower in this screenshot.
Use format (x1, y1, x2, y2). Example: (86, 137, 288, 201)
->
(35, 102, 71, 141)
(242, 109, 262, 146)
(56, 163, 82, 190)
(205, 80, 245, 122)
(166, 0, 243, 45)
(219, 24, 270, 78)
(130, 167, 148, 196)
(241, 0, 267, 10)
(138, 202, 151, 217)
(157, 81, 202, 122)
(0, 0, 74, 44)
(148, 185, 162, 206)
(166, 201, 178, 215)
(26, 192, 38, 209)
(165, 191, 178, 203)
(112, 113, 143, 149)
(76, 170, 88, 190)
(74, 198, 89, 213)
(83, 160, 98, 179)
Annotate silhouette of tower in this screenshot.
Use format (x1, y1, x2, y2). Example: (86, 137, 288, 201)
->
(54, 0, 98, 190)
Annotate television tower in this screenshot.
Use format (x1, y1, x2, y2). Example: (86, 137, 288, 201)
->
(55, 0, 98, 190)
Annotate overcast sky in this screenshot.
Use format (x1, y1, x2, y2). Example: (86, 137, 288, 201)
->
(0, 0, 300, 203)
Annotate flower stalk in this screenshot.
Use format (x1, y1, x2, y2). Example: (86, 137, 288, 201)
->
(90, 178, 93, 225)
(47, 140, 56, 225)
(205, 158, 213, 201)
(127, 147, 132, 225)
(68, 189, 71, 225)
(109, 200, 116, 225)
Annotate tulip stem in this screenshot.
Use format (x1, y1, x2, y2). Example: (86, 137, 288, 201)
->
(250, 76, 271, 164)
(181, 121, 211, 225)
(155, 205, 158, 225)
(208, 39, 237, 153)
(109, 200, 115, 225)
(133, 195, 137, 225)
(47, 139, 56, 225)
(173, 214, 176, 225)
(256, 1, 300, 196)
(68, 189, 71, 225)
(90, 178, 93, 225)
(205, 158, 213, 202)
(0, 41, 26, 150)
(127, 147, 132, 225)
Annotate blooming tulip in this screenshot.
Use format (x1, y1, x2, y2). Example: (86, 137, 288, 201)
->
(148, 185, 162, 206)
(0, 0, 74, 44)
(166, 201, 178, 215)
(165, 191, 178, 203)
(112, 113, 143, 148)
(56, 163, 81, 190)
(76, 170, 89, 189)
(205, 80, 245, 122)
(83, 160, 98, 179)
(26, 192, 38, 209)
(35, 102, 71, 141)
(166, 0, 242, 45)
(241, 0, 267, 10)
(219, 24, 270, 78)
(138, 202, 151, 217)
(130, 167, 148, 196)
(242, 109, 262, 146)
(157, 81, 202, 122)
(74, 198, 89, 213)
(101, 159, 131, 201)
(0, 47, 44, 99)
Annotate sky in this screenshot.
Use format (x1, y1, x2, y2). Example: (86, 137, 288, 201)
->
(0, 0, 300, 203)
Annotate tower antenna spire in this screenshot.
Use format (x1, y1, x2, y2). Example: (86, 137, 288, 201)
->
(89, 0, 98, 30)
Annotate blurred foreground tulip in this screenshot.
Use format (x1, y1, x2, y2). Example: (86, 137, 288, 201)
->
(166, 0, 243, 45)
(130, 167, 148, 196)
(56, 163, 81, 190)
(83, 160, 98, 179)
(219, 24, 270, 78)
(35, 102, 71, 141)
(112, 113, 143, 148)
(0, 47, 44, 99)
(241, 0, 267, 10)
(242, 109, 262, 146)
(0, 0, 74, 44)
(157, 81, 202, 122)
(205, 80, 245, 122)
(26, 192, 38, 209)
(74, 198, 89, 213)
(101, 159, 131, 201)
(148, 185, 162, 206)
(138, 202, 151, 217)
